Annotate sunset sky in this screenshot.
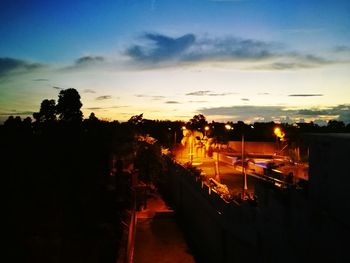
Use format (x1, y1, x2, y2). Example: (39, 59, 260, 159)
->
(1, 0, 350, 124)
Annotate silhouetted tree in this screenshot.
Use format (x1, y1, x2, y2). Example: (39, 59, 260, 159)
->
(4, 115, 15, 127)
(187, 114, 208, 131)
(56, 88, 83, 122)
(327, 120, 345, 131)
(88, 112, 99, 122)
(135, 141, 164, 184)
(128, 113, 143, 125)
(33, 99, 56, 122)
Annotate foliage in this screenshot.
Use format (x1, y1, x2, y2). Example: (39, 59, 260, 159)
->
(33, 99, 57, 123)
(128, 113, 143, 125)
(134, 141, 165, 184)
(187, 114, 208, 131)
(56, 88, 83, 122)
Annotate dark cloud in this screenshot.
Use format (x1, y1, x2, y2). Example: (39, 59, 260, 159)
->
(289, 94, 323, 97)
(96, 95, 112, 100)
(135, 94, 165, 100)
(209, 92, 236, 96)
(165, 101, 180, 104)
(126, 33, 196, 63)
(33, 78, 48, 82)
(333, 45, 350, 53)
(266, 62, 312, 70)
(258, 92, 270, 95)
(53, 86, 62, 90)
(186, 90, 235, 96)
(199, 104, 350, 124)
(297, 109, 328, 116)
(200, 105, 285, 117)
(241, 98, 250, 101)
(298, 105, 350, 121)
(0, 111, 34, 116)
(337, 105, 350, 124)
(126, 33, 277, 65)
(186, 90, 211, 96)
(0, 57, 42, 77)
(185, 36, 277, 62)
(188, 100, 208, 103)
(84, 105, 128, 110)
(75, 56, 104, 66)
(85, 107, 103, 110)
(126, 33, 341, 70)
(259, 53, 332, 70)
(83, 89, 96, 93)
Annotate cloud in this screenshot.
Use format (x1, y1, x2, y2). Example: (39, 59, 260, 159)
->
(298, 105, 350, 121)
(165, 101, 180, 104)
(258, 92, 270, 95)
(126, 33, 278, 65)
(241, 98, 249, 101)
(0, 57, 42, 77)
(96, 95, 112, 100)
(199, 104, 350, 124)
(84, 105, 128, 111)
(201, 105, 285, 117)
(135, 94, 166, 100)
(186, 90, 235, 96)
(186, 90, 211, 96)
(333, 45, 350, 53)
(126, 33, 343, 70)
(126, 33, 196, 63)
(83, 89, 96, 94)
(0, 111, 34, 116)
(53, 86, 63, 90)
(297, 109, 328, 116)
(266, 62, 312, 70)
(75, 56, 104, 66)
(33, 78, 48, 82)
(257, 53, 333, 70)
(289, 94, 323, 97)
(209, 92, 236, 96)
(188, 100, 208, 103)
(185, 36, 277, 62)
(60, 56, 107, 71)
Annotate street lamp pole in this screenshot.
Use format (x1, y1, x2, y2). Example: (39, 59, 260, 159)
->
(189, 134, 193, 164)
(242, 134, 247, 198)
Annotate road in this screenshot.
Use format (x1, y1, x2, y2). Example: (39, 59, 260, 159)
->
(174, 145, 256, 197)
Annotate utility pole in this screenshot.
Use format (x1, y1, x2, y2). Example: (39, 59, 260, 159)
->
(242, 134, 247, 198)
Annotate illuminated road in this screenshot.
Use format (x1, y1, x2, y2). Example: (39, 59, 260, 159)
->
(174, 145, 256, 197)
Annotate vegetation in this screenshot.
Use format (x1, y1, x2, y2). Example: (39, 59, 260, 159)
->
(2, 89, 350, 263)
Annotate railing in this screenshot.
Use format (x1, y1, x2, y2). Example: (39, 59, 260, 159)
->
(125, 189, 137, 263)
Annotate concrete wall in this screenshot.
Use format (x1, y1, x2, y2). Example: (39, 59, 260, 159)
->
(227, 141, 276, 155)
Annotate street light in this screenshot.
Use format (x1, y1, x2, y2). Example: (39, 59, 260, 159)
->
(225, 124, 232, 130)
(242, 133, 248, 199)
(204, 126, 210, 137)
(274, 127, 285, 153)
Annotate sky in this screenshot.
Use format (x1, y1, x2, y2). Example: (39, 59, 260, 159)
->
(1, 0, 350, 124)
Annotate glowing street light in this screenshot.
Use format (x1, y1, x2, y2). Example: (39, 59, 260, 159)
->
(225, 124, 233, 130)
(204, 126, 210, 137)
(274, 127, 285, 152)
